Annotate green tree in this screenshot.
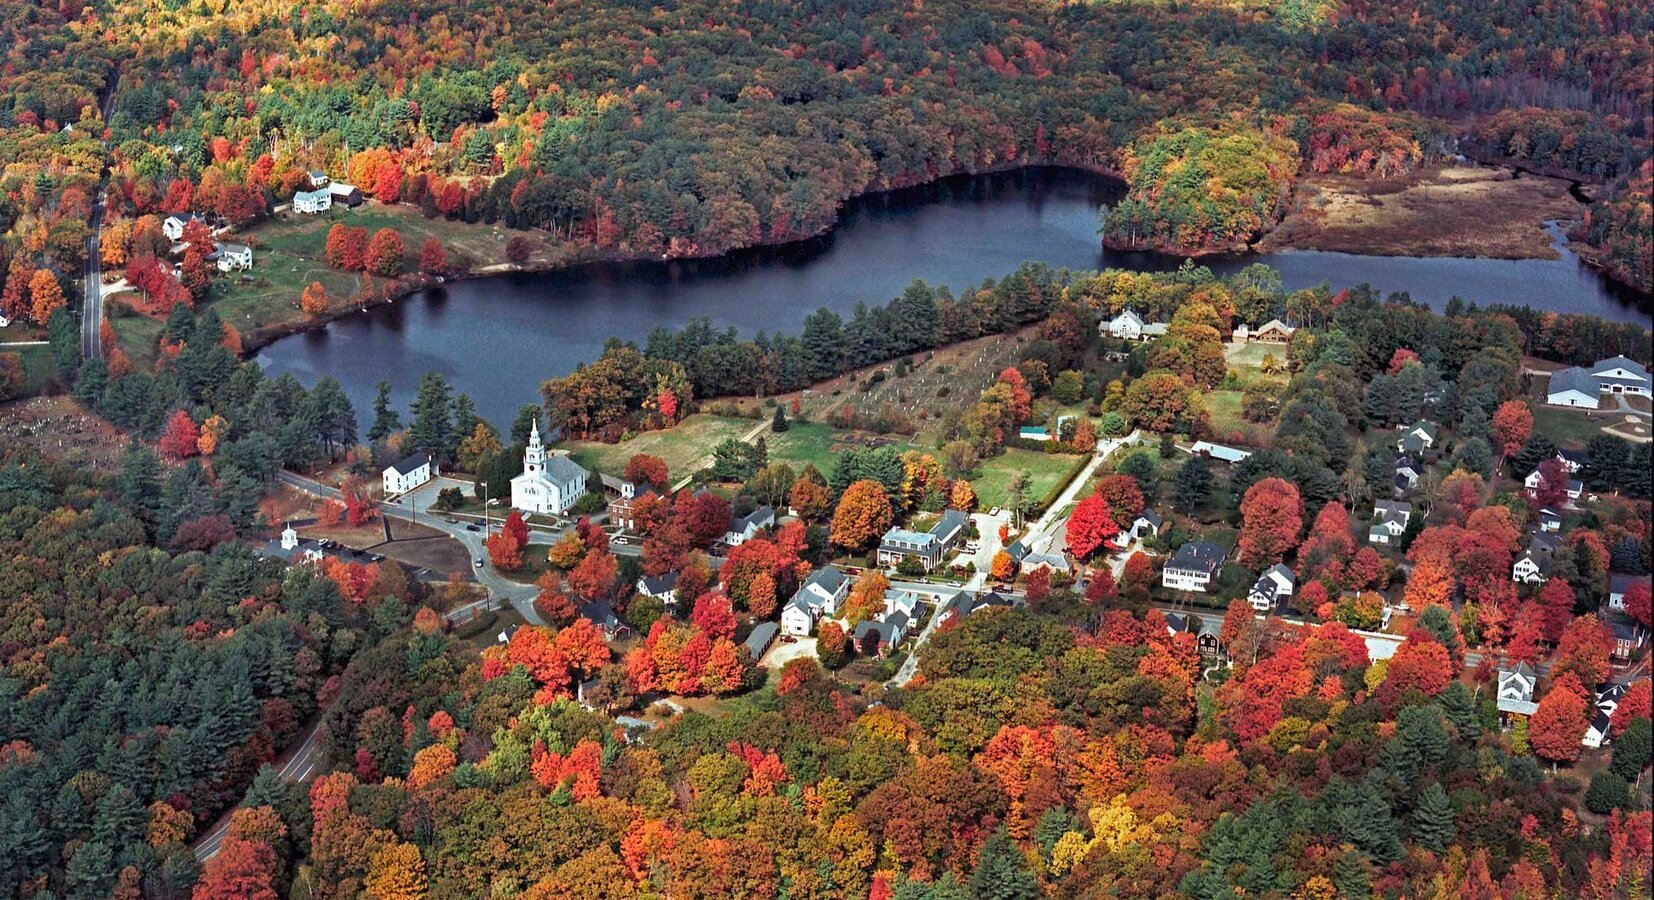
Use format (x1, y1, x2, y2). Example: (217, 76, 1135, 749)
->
(1611, 718, 1651, 781)
(1584, 771, 1631, 814)
(47, 306, 81, 378)
(771, 404, 789, 432)
(368, 380, 401, 442)
(1173, 457, 1212, 510)
(1410, 782, 1454, 853)
(969, 829, 1041, 900)
(409, 372, 455, 461)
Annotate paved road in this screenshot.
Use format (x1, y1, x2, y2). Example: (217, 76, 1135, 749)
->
(191, 716, 325, 862)
(80, 72, 121, 361)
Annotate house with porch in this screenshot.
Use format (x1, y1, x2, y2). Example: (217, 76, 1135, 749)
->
(1162, 540, 1225, 593)
(1101, 309, 1169, 341)
(1368, 501, 1412, 545)
(293, 187, 333, 214)
(1396, 420, 1440, 456)
(1247, 564, 1296, 612)
(724, 506, 775, 546)
(1496, 662, 1539, 719)
(876, 509, 969, 572)
(780, 566, 850, 636)
(1252, 319, 1296, 343)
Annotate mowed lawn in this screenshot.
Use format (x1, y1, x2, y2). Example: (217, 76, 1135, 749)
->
(766, 422, 921, 474)
(972, 447, 1087, 511)
(1530, 404, 1610, 450)
(560, 415, 756, 481)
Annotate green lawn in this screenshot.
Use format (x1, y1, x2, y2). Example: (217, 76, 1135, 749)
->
(765, 421, 920, 474)
(560, 414, 757, 481)
(1530, 404, 1610, 450)
(1224, 342, 1286, 370)
(972, 447, 1087, 511)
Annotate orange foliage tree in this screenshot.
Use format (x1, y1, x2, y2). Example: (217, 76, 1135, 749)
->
(829, 480, 893, 551)
(1237, 477, 1303, 570)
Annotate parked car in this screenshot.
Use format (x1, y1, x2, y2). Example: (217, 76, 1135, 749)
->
(465, 524, 481, 532)
(780, 635, 798, 644)
(444, 516, 458, 524)
(473, 558, 484, 568)
(988, 507, 1001, 516)
(964, 541, 981, 553)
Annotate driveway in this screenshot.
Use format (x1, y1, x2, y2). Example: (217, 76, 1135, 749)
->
(761, 636, 817, 670)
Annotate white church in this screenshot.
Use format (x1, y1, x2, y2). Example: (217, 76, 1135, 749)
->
(511, 421, 590, 515)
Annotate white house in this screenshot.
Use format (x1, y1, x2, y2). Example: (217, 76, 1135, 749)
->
(1537, 507, 1562, 533)
(510, 421, 589, 514)
(723, 506, 774, 546)
(214, 243, 253, 272)
(161, 212, 201, 241)
(636, 572, 679, 606)
(1396, 420, 1439, 456)
(1523, 468, 1583, 504)
(1101, 309, 1168, 341)
(1584, 683, 1629, 749)
(1162, 540, 1225, 593)
(1367, 501, 1412, 545)
(383, 452, 435, 495)
(1511, 534, 1560, 584)
(1393, 456, 1420, 494)
(308, 170, 331, 188)
(780, 566, 850, 636)
(1547, 357, 1652, 406)
(293, 187, 333, 214)
(1610, 574, 1651, 610)
(1496, 662, 1539, 718)
(1590, 356, 1651, 397)
(1247, 564, 1296, 612)
(1115, 509, 1163, 547)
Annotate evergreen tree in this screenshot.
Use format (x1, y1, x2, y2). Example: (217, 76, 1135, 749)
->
(1511, 434, 1557, 477)
(771, 404, 789, 432)
(73, 357, 108, 405)
(511, 404, 542, 446)
(1173, 457, 1212, 510)
(969, 829, 1041, 900)
(453, 392, 481, 441)
(1584, 771, 1631, 814)
(1437, 682, 1479, 739)
(47, 306, 81, 378)
(90, 785, 144, 849)
(1611, 718, 1652, 781)
(63, 839, 117, 900)
(117, 443, 163, 526)
(1582, 434, 1627, 490)
(368, 381, 401, 442)
(408, 372, 454, 461)
(1410, 782, 1455, 853)
(1623, 443, 1652, 498)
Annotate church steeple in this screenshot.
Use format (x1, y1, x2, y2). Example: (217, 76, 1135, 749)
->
(525, 419, 544, 475)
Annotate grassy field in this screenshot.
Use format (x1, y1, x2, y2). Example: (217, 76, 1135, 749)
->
(972, 447, 1086, 510)
(1223, 342, 1286, 370)
(1204, 389, 1274, 447)
(765, 421, 922, 473)
(1530, 404, 1611, 450)
(561, 414, 757, 480)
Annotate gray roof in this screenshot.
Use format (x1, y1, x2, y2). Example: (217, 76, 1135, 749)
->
(1611, 573, 1651, 595)
(542, 453, 589, 484)
(1592, 356, 1650, 381)
(1529, 531, 1562, 554)
(1374, 500, 1412, 521)
(639, 572, 678, 595)
(1411, 420, 1440, 439)
(744, 622, 778, 659)
(1607, 616, 1642, 641)
(1548, 366, 1600, 397)
(1167, 540, 1225, 574)
(730, 506, 774, 533)
(932, 509, 969, 541)
(803, 566, 848, 594)
(1137, 509, 1164, 528)
(386, 452, 430, 475)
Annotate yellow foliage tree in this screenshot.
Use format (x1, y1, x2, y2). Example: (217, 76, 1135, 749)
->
(28, 269, 65, 324)
(197, 414, 229, 456)
(364, 842, 428, 900)
(300, 281, 329, 315)
(949, 479, 977, 511)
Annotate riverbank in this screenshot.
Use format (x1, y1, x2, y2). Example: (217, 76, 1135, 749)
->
(1255, 164, 1584, 259)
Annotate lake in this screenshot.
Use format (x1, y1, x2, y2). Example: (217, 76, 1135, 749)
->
(257, 167, 1652, 428)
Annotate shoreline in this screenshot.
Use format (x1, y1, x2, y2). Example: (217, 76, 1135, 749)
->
(239, 161, 1647, 358)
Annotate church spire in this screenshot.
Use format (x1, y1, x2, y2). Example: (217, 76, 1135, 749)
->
(525, 418, 545, 473)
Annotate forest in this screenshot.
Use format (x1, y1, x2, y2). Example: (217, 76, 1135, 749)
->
(0, 0, 1650, 322)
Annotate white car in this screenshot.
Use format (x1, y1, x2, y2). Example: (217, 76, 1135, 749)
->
(964, 541, 981, 553)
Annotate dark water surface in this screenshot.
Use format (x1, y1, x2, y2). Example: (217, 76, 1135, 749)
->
(257, 168, 1652, 428)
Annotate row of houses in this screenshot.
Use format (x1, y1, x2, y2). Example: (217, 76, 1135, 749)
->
(1099, 309, 1296, 344)
(160, 212, 254, 273)
(1498, 663, 1643, 751)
